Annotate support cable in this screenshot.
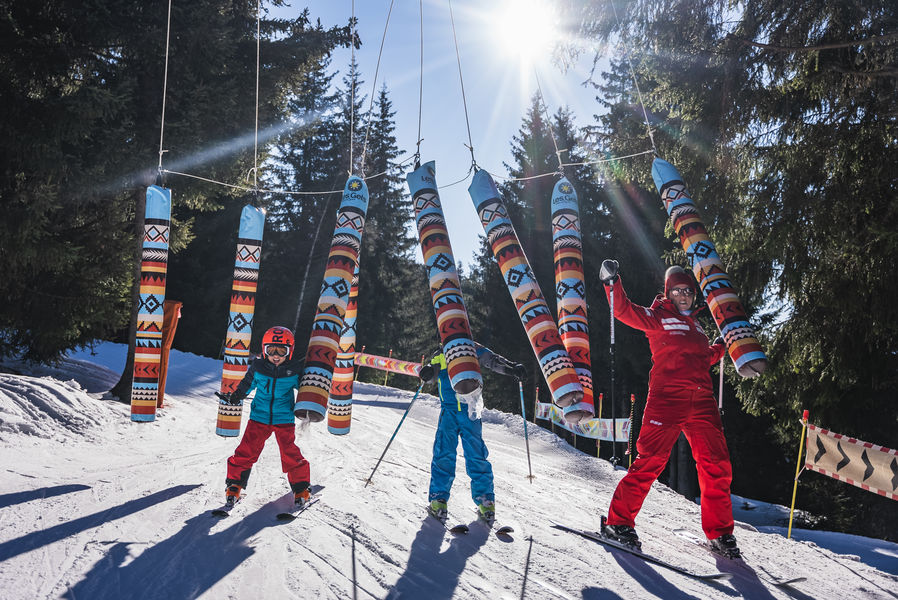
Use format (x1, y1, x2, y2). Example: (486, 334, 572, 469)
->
(533, 69, 565, 175)
(414, 0, 424, 168)
(359, 0, 396, 177)
(448, 0, 477, 170)
(609, 0, 657, 154)
(156, 0, 174, 179)
(349, 0, 356, 175)
(251, 0, 261, 201)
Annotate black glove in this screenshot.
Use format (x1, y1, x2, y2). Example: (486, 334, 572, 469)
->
(419, 364, 435, 384)
(599, 259, 619, 284)
(512, 363, 527, 380)
(712, 336, 724, 346)
(215, 391, 241, 406)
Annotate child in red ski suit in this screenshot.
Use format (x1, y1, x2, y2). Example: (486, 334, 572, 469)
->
(599, 262, 739, 557)
(219, 326, 311, 507)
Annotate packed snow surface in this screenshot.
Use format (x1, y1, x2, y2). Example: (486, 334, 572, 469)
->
(0, 343, 895, 599)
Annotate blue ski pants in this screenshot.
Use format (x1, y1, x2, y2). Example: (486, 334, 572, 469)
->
(428, 406, 494, 504)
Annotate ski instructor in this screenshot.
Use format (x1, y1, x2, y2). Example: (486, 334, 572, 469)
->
(598, 260, 740, 558)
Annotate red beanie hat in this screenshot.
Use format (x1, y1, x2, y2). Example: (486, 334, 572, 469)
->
(664, 266, 697, 298)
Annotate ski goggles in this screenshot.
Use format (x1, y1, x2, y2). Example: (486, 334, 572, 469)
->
(264, 345, 289, 357)
(669, 287, 695, 297)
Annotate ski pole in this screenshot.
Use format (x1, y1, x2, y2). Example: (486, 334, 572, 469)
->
(364, 382, 424, 487)
(718, 355, 725, 414)
(519, 380, 535, 482)
(609, 279, 619, 466)
(788, 409, 809, 539)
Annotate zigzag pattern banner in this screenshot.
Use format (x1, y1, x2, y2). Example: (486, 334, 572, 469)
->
(295, 176, 368, 421)
(327, 262, 360, 435)
(354, 352, 422, 377)
(804, 423, 898, 501)
(407, 161, 482, 396)
(216, 204, 265, 437)
(131, 185, 171, 422)
(551, 178, 594, 421)
(651, 157, 767, 377)
(468, 169, 584, 417)
(535, 402, 629, 441)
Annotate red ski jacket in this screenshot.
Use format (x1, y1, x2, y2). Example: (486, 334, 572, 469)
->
(604, 278, 726, 392)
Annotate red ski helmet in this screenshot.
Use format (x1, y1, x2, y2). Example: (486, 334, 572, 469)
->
(262, 326, 295, 359)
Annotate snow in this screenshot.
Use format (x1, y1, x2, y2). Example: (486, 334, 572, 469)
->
(0, 343, 896, 599)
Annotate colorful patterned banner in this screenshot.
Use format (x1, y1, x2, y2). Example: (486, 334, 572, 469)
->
(131, 185, 171, 422)
(295, 176, 368, 421)
(407, 161, 482, 397)
(216, 204, 265, 437)
(354, 352, 423, 377)
(551, 177, 595, 422)
(651, 157, 767, 377)
(468, 169, 585, 418)
(804, 423, 898, 501)
(535, 402, 630, 441)
(327, 262, 360, 435)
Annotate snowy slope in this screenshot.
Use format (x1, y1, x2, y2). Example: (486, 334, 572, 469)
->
(0, 343, 895, 599)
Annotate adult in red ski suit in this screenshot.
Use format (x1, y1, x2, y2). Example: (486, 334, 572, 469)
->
(600, 262, 736, 550)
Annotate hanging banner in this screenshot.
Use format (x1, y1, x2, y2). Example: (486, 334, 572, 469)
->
(651, 157, 767, 377)
(131, 185, 171, 422)
(407, 161, 483, 397)
(551, 177, 595, 422)
(354, 352, 422, 377)
(468, 169, 585, 420)
(327, 262, 361, 435)
(535, 402, 629, 441)
(295, 176, 368, 421)
(804, 423, 898, 501)
(216, 204, 265, 437)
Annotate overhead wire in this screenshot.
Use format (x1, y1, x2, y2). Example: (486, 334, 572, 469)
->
(609, 0, 657, 154)
(156, 0, 173, 176)
(414, 0, 424, 167)
(447, 0, 477, 171)
(359, 0, 396, 176)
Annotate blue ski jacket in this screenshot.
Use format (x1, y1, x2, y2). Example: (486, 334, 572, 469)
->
(231, 356, 303, 425)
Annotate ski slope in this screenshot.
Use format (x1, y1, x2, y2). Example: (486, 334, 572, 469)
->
(0, 343, 896, 599)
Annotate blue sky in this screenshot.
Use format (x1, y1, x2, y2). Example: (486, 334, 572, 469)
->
(279, 1, 610, 265)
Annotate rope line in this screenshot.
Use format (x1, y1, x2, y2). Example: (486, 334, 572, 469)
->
(359, 0, 396, 176)
(252, 0, 261, 191)
(448, 0, 476, 170)
(157, 0, 173, 172)
(609, 1, 657, 153)
(349, 0, 356, 175)
(533, 69, 565, 173)
(481, 149, 655, 182)
(414, 0, 424, 166)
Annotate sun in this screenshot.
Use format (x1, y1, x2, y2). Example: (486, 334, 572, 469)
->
(492, 0, 558, 65)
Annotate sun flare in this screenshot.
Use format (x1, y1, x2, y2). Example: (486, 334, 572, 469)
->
(492, 0, 558, 65)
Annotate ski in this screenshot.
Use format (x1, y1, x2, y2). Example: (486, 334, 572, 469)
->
(276, 496, 320, 521)
(427, 508, 469, 534)
(211, 497, 242, 518)
(551, 522, 733, 581)
(672, 528, 806, 587)
(471, 508, 514, 536)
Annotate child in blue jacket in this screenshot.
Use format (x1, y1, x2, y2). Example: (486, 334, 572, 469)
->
(419, 343, 524, 522)
(219, 326, 311, 508)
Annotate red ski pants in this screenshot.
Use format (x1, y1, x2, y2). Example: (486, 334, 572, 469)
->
(606, 386, 734, 540)
(226, 419, 310, 487)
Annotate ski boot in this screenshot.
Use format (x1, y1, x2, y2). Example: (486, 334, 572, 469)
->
(477, 500, 496, 524)
(428, 499, 448, 521)
(293, 488, 311, 509)
(709, 533, 741, 559)
(225, 484, 242, 508)
(601, 516, 641, 550)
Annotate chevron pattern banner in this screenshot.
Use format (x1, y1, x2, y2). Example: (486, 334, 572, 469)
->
(295, 176, 368, 421)
(651, 157, 767, 377)
(551, 177, 594, 422)
(327, 262, 360, 435)
(354, 352, 422, 377)
(216, 204, 265, 437)
(131, 185, 171, 422)
(407, 161, 482, 397)
(468, 169, 585, 419)
(804, 423, 898, 501)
